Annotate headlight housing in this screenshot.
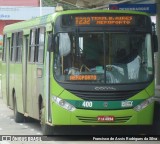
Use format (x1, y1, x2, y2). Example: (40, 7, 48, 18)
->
(52, 96, 76, 112)
(133, 97, 154, 112)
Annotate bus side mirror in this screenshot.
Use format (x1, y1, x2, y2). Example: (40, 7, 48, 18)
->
(153, 35, 158, 52)
(47, 33, 54, 52)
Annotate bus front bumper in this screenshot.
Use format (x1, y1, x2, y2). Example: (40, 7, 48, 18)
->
(51, 101, 154, 125)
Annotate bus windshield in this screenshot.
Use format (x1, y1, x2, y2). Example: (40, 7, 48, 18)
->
(54, 32, 153, 84)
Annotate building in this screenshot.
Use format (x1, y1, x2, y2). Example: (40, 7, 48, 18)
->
(0, 0, 39, 49)
(0, 0, 39, 6)
(0, 0, 55, 50)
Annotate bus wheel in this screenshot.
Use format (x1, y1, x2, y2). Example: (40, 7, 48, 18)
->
(13, 95, 24, 123)
(40, 104, 54, 135)
(152, 101, 160, 134)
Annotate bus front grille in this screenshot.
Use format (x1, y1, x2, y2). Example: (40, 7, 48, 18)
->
(68, 90, 140, 101)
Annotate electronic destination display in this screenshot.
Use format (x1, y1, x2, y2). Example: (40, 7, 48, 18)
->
(75, 16, 134, 26)
(61, 13, 145, 27)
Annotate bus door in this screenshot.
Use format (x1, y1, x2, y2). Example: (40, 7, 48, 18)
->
(22, 35, 29, 115)
(24, 32, 36, 118)
(23, 30, 35, 117)
(28, 28, 45, 120)
(23, 28, 45, 119)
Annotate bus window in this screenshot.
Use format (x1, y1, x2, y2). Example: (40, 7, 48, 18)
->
(10, 32, 23, 63)
(16, 32, 23, 62)
(37, 27, 45, 63)
(29, 29, 36, 62)
(2, 35, 6, 62)
(54, 32, 153, 84)
(11, 33, 17, 62)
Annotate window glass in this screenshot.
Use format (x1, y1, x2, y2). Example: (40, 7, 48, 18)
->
(11, 33, 17, 62)
(2, 35, 6, 62)
(54, 32, 153, 84)
(38, 27, 45, 63)
(17, 32, 23, 62)
(29, 28, 45, 63)
(29, 29, 36, 62)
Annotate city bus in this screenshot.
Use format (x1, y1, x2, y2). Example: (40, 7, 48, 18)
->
(1, 10, 158, 135)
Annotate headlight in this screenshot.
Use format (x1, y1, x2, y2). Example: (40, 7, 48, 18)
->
(133, 97, 154, 112)
(52, 96, 76, 112)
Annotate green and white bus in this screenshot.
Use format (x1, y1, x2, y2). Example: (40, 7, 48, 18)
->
(1, 10, 158, 135)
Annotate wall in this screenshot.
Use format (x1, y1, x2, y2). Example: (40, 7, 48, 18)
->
(0, 0, 39, 6)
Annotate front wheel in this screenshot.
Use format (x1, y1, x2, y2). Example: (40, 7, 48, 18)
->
(152, 101, 160, 135)
(40, 103, 54, 135)
(13, 95, 24, 123)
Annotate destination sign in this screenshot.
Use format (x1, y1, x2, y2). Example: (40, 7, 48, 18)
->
(69, 75, 97, 81)
(75, 16, 134, 26)
(61, 14, 149, 28)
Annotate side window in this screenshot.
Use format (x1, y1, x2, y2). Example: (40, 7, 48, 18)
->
(16, 32, 23, 62)
(29, 27, 45, 63)
(29, 29, 36, 62)
(10, 32, 23, 63)
(2, 35, 7, 62)
(37, 27, 45, 63)
(11, 33, 17, 62)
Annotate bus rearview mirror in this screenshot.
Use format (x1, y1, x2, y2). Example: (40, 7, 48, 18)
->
(47, 33, 54, 52)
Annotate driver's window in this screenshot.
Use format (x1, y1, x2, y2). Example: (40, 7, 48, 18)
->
(55, 33, 71, 75)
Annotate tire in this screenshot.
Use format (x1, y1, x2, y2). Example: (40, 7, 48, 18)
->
(40, 103, 54, 135)
(41, 122, 54, 136)
(152, 101, 160, 135)
(13, 95, 24, 123)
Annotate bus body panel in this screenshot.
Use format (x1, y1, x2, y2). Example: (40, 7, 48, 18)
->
(26, 64, 35, 117)
(1, 61, 7, 104)
(2, 37, 10, 106)
(14, 63, 23, 113)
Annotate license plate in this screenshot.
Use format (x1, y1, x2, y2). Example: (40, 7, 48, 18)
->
(97, 116, 115, 122)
